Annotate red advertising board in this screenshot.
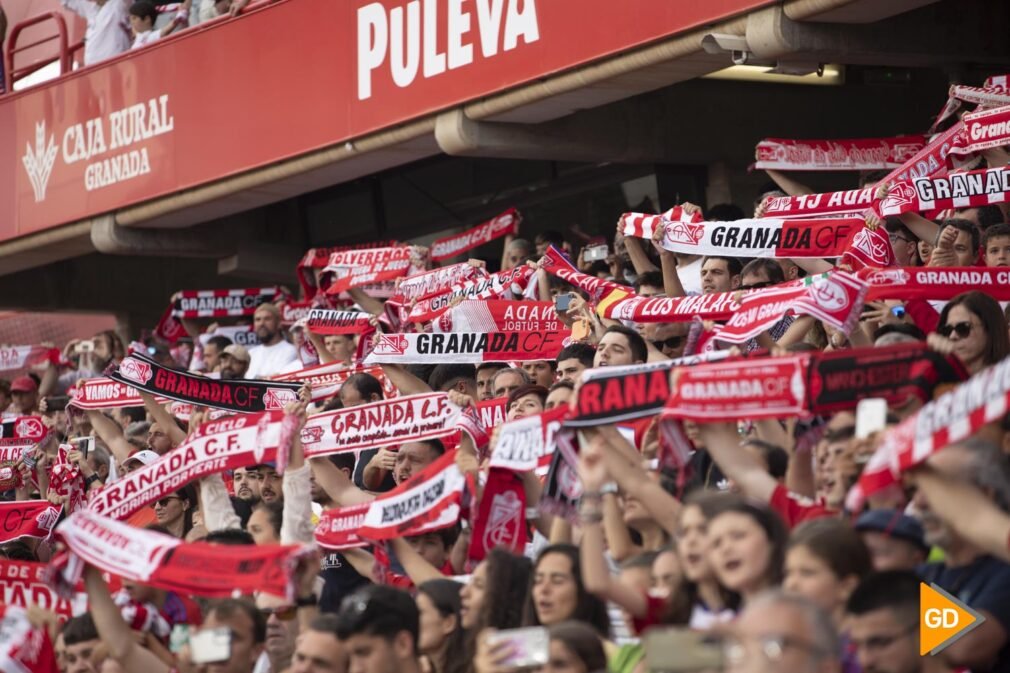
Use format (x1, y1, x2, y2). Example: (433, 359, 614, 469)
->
(1, 0, 771, 243)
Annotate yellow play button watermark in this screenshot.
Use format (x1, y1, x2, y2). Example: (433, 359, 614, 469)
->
(920, 582, 985, 656)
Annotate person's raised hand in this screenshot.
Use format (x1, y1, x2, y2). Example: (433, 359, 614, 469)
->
(371, 448, 397, 471)
(474, 629, 517, 673)
(446, 390, 474, 409)
(928, 226, 958, 267)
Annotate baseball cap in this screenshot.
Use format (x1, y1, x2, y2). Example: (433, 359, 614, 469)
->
(854, 508, 928, 551)
(123, 450, 161, 468)
(10, 376, 38, 393)
(223, 344, 251, 363)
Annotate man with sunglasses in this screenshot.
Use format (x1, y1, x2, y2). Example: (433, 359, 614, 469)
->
(256, 593, 300, 673)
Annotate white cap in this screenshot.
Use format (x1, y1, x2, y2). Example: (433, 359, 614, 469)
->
(123, 450, 160, 468)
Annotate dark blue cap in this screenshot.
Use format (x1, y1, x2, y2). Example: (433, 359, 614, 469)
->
(854, 508, 928, 551)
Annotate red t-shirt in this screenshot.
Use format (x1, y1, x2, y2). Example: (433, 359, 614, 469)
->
(386, 560, 455, 591)
(631, 593, 668, 634)
(769, 484, 835, 528)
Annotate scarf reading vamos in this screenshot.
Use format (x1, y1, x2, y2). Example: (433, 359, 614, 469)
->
(566, 352, 733, 427)
(0, 346, 59, 372)
(713, 272, 867, 345)
(430, 209, 521, 262)
(408, 265, 535, 323)
(171, 287, 280, 318)
(88, 411, 283, 520)
(541, 245, 623, 301)
(0, 606, 59, 673)
(69, 378, 167, 410)
(108, 352, 302, 413)
(754, 136, 925, 171)
(299, 393, 465, 459)
(434, 300, 561, 333)
(357, 450, 466, 539)
(390, 262, 489, 304)
(364, 330, 569, 365)
(324, 247, 419, 296)
(656, 215, 866, 259)
(305, 309, 375, 336)
(879, 165, 1010, 215)
(0, 501, 61, 544)
(849, 352, 1010, 509)
(52, 510, 303, 598)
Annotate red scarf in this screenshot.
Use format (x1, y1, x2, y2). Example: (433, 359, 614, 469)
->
(408, 265, 535, 323)
(430, 208, 521, 261)
(324, 247, 420, 296)
(880, 165, 1010, 216)
(153, 305, 187, 344)
(950, 104, 1010, 157)
(0, 559, 111, 622)
(877, 122, 964, 184)
(754, 136, 925, 171)
(272, 362, 397, 402)
(542, 245, 623, 300)
(297, 241, 401, 299)
(621, 205, 701, 239)
(762, 187, 877, 218)
(861, 266, 1010, 301)
(51, 510, 304, 599)
(468, 468, 526, 562)
(477, 397, 507, 431)
(0, 346, 59, 372)
(656, 215, 867, 259)
(713, 272, 867, 344)
(0, 501, 61, 544)
(0, 606, 59, 673)
(88, 411, 284, 520)
(434, 300, 560, 333)
(280, 300, 313, 326)
(314, 503, 370, 550)
(489, 406, 567, 473)
(364, 330, 569, 365)
(171, 287, 281, 318)
(357, 450, 466, 540)
(305, 309, 376, 336)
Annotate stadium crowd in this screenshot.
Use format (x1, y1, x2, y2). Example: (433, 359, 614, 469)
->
(3, 62, 1010, 673)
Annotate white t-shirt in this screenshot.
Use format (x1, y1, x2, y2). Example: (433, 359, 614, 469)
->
(677, 257, 703, 296)
(131, 29, 161, 50)
(246, 340, 299, 379)
(61, 0, 131, 65)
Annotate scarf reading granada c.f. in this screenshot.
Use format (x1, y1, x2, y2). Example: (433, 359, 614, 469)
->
(107, 351, 302, 414)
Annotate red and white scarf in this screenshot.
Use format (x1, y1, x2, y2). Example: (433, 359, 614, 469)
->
(877, 122, 965, 184)
(880, 165, 1010, 215)
(477, 397, 507, 431)
(314, 503, 371, 550)
(0, 559, 104, 621)
(390, 262, 489, 304)
(931, 75, 1010, 131)
(0, 501, 61, 544)
(754, 136, 925, 171)
(88, 411, 284, 520)
(153, 305, 187, 344)
(468, 467, 526, 562)
(408, 265, 535, 323)
(761, 187, 877, 219)
(434, 300, 561, 333)
(0, 606, 59, 673)
(541, 245, 623, 300)
(305, 309, 375, 336)
(299, 393, 469, 458)
(656, 214, 867, 259)
(849, 353, 1010, 510)
(621, 205, 701, 239)
(357, 450, 466, 540)
(949, 104, 1010, 157)
(662, 354, 811, 422)
(69, 378, 168, 410)
(51, 510, 304, 599)
(273, 362, 396, 402)
(324, 247, 421, 296)
(860, 266, 1010, 302)
(297, 241, 401, 299)
(713, 272, 867, 344)
(489, 406, 567, 473)
(430, 208, 522, 262)
(0, 346, 59, 372)
(0, 440, 36, 490)
(364, 330, 570, 365)
(280, 300, 313, 326)
(171, 287, 281, 318)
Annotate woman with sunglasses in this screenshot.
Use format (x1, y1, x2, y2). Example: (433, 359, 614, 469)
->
(151, 485, 196, 539)
(937, 291, 1010, 375)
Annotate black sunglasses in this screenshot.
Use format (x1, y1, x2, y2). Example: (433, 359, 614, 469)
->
(939, 321, 974, 338)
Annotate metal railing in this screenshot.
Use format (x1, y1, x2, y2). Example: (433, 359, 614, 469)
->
(3, 11, 83, 94)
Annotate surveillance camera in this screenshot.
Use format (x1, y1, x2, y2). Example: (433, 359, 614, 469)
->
(701, 33, 750, 55)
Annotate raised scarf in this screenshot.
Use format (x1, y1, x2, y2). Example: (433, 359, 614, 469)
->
(430, 208, 521, 262)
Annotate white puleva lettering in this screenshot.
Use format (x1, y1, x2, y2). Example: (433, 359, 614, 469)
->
(357, 0, 539, 100)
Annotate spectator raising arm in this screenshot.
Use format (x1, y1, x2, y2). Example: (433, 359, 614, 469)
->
(695, 421, 777, 504)
(86, 409, 135, 465)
